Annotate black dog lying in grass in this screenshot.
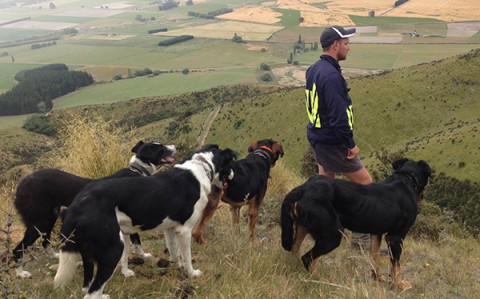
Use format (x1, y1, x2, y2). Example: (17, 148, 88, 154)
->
(281, 158, 431, 290)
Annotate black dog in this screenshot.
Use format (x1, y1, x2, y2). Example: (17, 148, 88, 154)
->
(281, 158, 431, 290)
(13, 141, 176, 278)
(193, 139, 284, 244)
(54, 145, 237, 298)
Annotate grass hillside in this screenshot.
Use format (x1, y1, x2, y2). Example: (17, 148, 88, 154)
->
(0, 51, 479, 298)
(48, 48, 479, 182)
(1, 117, 479, 299)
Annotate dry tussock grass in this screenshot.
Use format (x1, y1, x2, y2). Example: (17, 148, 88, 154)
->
(43, 113, 132, 178)
(1, 118, 479, 298)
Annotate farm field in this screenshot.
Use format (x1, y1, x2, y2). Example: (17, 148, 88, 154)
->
(53, 68, 258, 109)
(0, 0, 479, 113)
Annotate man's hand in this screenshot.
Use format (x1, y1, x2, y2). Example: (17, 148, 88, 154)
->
(347, 145, 359, 159)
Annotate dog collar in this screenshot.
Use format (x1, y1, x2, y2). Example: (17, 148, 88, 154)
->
(195, 155, 215, 182)
(129, 161, 152, 177)
(253, 149, 272, 165)
(397, 171, 420, 192)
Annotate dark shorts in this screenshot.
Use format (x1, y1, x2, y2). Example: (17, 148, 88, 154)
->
(312, 142, 364, 173)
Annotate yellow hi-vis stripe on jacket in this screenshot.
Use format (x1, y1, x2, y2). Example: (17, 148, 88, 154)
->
(347, 105, 354, 130)
(305, 83, 320, 128)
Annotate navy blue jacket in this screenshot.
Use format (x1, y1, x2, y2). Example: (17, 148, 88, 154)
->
(305, 54, 355, 148)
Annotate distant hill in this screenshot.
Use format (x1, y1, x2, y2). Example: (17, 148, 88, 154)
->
(37, 48, 480, 182)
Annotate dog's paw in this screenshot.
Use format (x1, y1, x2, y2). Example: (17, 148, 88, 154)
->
(49, 263, 59, 271)
(192, 233, 206, 245)
(397, 279, 412, 291)
(189, 269, 203, 278)
(15, 268, 32, 279)
(142, 252, 153, 258)
(157, 258, 171, 268)
(121, 269, 135, 277)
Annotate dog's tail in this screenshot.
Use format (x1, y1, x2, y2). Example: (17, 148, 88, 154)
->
(281, 186, 304, 251)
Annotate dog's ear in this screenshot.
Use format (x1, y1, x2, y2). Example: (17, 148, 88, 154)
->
(392, 158, 409, 170)
(272, 142, 284, 158)
(131, 140, 145, 153)
(248, 140, 258, 153)
(222, 148, 237, 162)
(417, 160, 432, 178)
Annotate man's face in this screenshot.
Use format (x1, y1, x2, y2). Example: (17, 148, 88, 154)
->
(334, 38, 350, 61)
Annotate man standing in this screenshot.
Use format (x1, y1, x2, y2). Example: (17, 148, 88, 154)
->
(305, 25, 372, 250)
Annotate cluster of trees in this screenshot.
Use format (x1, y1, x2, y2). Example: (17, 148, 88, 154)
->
(148, 28, 168, 34)
(287, 34, 318, 64)
(231, 33, 245, 43)
(158, 35, 194, 46)
(259, 63, 273, 82)
(394, 0, 409, 7)
(135, 14, 156, 22)
(31, 40, 57, 50)
(0, 64, 94, 116)
(159, 0, 179, 11)
(188, 8, 233, 19)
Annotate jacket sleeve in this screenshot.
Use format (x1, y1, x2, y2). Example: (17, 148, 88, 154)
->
(323, 74, 356, 148)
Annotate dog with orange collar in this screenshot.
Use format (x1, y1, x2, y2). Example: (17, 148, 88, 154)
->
(192, 139, 284, 244)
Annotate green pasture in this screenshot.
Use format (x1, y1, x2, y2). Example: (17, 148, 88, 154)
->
(0, 28, 52, 42)
(350, 15, 443, 26)
(53, 68, 257, 109)
(297, 43, 480, 70)
(0, 38, 282, 71)
(273, 8, 301, 27)
(0, 63, 40, 92)
(31, 15, 97, 23)
(0, 114, 28, 131)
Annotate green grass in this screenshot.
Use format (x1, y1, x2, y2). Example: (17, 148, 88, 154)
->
(53, 69, 258, 109)
(350, 15, 443, 26)
(0, 63, 40, 92)
(0, 114, 29, 131)
(298, 44, 480, 70)
(31, 15, 97, 23)
(0, 28, 52, 41)
(273, 8, 301, 27)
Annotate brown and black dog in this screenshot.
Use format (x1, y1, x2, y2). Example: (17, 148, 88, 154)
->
(193, 139, 284, 244)
(281, 158, 431, 290)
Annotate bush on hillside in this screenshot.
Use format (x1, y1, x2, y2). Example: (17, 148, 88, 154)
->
(260, 73, 273, 82)
(260, 63, 270, 71)
(424, 173, 480, 236)
(22, 114, 57, 136)
(410, 200, 468, 241)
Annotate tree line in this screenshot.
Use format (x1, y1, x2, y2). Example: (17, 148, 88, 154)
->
(0, 64, 94, 116)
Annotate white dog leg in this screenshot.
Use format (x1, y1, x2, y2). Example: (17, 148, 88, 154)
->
(119, 233, 135, 277)
(177, 229, 202, 277)
(164, 228, 181, 268)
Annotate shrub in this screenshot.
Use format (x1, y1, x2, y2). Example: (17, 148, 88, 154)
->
(260, 73, 273, 82)
(260, 63, 270, 71)
(22, 114, 57, 136)
(182, 68, 190, 75)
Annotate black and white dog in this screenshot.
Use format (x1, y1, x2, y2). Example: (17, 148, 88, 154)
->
(13, 141, 176, 278)
(54, 144, 237, 299)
